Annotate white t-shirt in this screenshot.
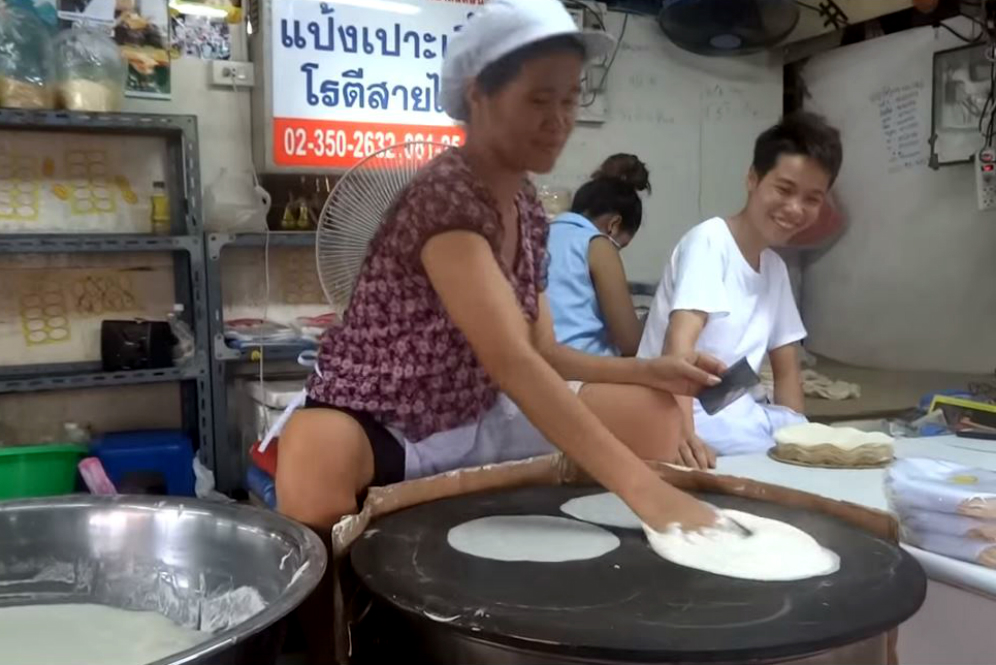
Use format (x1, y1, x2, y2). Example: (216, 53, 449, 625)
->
(638, 217, 806, 371)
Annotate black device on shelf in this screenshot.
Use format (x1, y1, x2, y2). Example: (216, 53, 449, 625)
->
(100, 320, 175, 371)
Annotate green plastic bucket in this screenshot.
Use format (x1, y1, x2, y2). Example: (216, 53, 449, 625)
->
(0, 444, 88, 500)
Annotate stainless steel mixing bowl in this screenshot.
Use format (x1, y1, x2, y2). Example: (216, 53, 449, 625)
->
(0, 495, 326, 665)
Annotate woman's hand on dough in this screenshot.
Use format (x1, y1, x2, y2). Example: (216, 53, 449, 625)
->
(643, 352, 724, 396)
(628, 479, 718, 533)
(678, 431, 716, 470)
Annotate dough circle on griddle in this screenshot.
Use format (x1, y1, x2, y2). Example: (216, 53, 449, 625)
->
(447, 515, 620, 562)
(644, 509, 840, 581)
(560, 492, 642, 529)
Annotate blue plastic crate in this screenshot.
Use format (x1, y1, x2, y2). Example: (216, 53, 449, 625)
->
(90, 430, 195, 496)
(246, 464, 276, 509)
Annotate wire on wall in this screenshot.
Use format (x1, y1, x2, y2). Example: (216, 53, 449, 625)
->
(580, 12, 629, 108)
(795, 0, 849, 30)
(967, 0, 996, 146)
(563, 0, 608, 30)
(228, 73, 273, 395)
(933, 0, 994, 43)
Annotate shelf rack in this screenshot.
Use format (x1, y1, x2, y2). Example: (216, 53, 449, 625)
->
(0, 110, 214, 472)
(205, 231, 317, 491)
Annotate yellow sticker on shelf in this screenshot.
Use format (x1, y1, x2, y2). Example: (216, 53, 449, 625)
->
(951, 474, 979, 486)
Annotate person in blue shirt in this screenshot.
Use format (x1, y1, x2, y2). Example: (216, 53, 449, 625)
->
(547, 154, 650, 357)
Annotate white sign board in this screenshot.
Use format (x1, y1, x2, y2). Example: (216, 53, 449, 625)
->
(270, 0, 480, 169)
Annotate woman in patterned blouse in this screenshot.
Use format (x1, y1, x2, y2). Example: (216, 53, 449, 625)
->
(277, 0, 722, 535)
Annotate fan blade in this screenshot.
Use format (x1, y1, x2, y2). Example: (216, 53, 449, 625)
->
(316, 141, 452, 309)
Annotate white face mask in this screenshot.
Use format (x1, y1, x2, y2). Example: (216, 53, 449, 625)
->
(607, 235, 623, 250)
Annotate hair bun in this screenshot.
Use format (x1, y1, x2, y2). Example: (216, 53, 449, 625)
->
(592, 154, 651, 194)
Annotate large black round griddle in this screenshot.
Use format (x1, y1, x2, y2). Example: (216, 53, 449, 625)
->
(350, 486, 926, 664)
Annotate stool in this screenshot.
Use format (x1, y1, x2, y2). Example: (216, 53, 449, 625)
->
(90, 430, 195, 496)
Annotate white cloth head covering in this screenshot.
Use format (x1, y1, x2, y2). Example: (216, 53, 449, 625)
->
(440, 0, 615, 121)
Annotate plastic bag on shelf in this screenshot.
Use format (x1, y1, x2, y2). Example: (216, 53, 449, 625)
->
(902, 529, 996, 569)
(0, 3, 55, 109)
(886, 457, 996, 519)
(167, 305, 196, 366)
(203, 168, 271, 233)
(53, 26, 126, 112)
(896, 507, 996, 542)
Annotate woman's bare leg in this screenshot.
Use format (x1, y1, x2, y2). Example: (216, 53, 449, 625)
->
(579, 383, 683, 463)
(276, 409, 375, 529)
(276, 409, 377, 665)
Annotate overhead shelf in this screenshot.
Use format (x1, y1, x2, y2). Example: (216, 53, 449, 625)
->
(218, 343, 316, 364)
(206, 232, 315, 259)
(0, 234, 202, 254)
(0, 364, 207, 394)
(0, 109, 197, 136)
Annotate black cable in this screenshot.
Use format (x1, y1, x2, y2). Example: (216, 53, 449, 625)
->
(562, 0, 607, 31)
(977, 58, 996, 148)
(959, 11, 991, 35)
(987, 60, 996, 146)
(580, 12, 628, 109)
(937, 19, 987, 43)
(795, 1, 849, 29)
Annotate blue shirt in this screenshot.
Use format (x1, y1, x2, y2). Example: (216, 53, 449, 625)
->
(546, 212, 619, 357)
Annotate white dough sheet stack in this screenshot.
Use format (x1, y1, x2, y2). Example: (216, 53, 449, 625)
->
(886, 458, 996, 568)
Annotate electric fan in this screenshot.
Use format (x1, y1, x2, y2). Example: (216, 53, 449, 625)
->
(316, 141, 448, 309)
(658, 0, 800, 56)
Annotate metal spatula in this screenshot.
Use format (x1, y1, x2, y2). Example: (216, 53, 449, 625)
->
(729, 518, 754, 537)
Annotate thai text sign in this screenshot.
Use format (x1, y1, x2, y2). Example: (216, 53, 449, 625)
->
(271, 0, 480, 168)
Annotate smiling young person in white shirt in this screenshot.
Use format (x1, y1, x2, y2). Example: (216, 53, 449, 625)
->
(638, 112, 843, 463)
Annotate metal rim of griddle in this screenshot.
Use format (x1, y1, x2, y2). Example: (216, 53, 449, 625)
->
(350, 486, 927, 664)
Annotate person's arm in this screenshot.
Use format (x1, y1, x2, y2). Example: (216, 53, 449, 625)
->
(422, 230, 716, 531)
(587, 237, 642, 356)
(770, 344, 805, 413)
(663, 310, 716, 469)
(534, 295, 722, 397)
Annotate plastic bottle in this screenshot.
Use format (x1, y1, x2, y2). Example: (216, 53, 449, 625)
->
(151, 181, 170, 235)
(280, 199, 296, 230)
(167, 304, 196, 365)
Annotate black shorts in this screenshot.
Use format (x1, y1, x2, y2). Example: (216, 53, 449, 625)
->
(303, 398, 406, 487)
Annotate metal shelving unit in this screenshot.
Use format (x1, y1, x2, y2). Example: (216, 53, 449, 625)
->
(0, 110, 215, 472)
(205, 231, 317, 491)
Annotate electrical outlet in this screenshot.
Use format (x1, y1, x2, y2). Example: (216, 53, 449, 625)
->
(577, 92, 608, 124)
(211, 61, 255, 89)
(976, 147, 996, 211)
(567, 8, 584, 29)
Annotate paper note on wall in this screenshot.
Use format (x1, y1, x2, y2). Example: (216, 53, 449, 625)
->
(871, 80, 928, 174)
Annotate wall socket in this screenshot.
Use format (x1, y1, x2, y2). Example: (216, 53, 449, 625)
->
(211, 61, 255, 89)
(976, 147, 996, 211)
